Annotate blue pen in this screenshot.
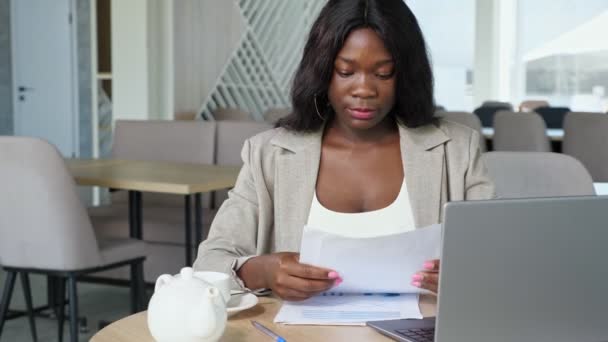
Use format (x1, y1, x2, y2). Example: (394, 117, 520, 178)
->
(251, 320, 287, 342)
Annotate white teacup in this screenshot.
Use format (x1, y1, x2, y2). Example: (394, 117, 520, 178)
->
(194, 271, 231, 304)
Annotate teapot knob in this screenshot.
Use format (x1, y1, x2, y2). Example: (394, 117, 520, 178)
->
(180, 267, 194, 280)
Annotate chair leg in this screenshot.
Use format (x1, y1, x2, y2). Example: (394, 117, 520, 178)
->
(129, 264, 137, 314)
(67, 275, 78, 342)
(0, 271, 17, 339)
(130, 261, 145, 313)
(56, 278, 66, 342)
(19, 272, 38, 342)
(137, 261, 146, 310)
(46, 276, 57, 318)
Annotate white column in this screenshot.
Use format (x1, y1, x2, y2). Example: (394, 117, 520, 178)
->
(148, 0, 174, 120)
(474, 0, 518, 108)
(111, 0, 149, 120)
(497, 0, 518, 103)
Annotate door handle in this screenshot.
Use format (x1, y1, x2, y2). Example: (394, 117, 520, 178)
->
(18, 86, 34, 92)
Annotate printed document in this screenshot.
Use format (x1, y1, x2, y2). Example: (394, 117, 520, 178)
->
(300, 223, 441, 293)
(274, 224, 441, 325)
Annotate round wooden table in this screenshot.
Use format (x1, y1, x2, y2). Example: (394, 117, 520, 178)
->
(91, 296, 436, 342)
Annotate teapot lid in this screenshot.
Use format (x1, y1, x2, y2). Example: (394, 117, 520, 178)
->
(153, 267, 211, 295)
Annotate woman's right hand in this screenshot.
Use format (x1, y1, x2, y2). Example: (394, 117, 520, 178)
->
(238, 252, 341, 301)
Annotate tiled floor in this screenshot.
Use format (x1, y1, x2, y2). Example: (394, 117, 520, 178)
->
(0, 269, 145, 342)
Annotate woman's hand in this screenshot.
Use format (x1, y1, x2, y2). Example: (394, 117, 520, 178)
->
(411, 259, 440, 294)
(238, 252, 341, 301)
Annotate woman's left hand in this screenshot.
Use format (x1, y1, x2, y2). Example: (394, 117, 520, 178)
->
(411, 259, 440, 294)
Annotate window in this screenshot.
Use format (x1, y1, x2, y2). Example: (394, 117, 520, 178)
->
(408, 0, 476, 111)
(516, 0, 608, 112)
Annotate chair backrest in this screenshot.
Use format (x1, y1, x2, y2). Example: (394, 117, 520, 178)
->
(483, 151, 595, 198)
(518, 100, 549, 112)
(263, 107, 291, 123)
(112, 120, 216, 163)
(0, 137, 102, 270)
(111, 120, 216, 207)
(563, 112, 608, 182)
(212, 108, 252, 121)
(492, 111, 551, 152)
(437, 111, 486, 152)
(214, 120, 272, 207)
(481, 101, 513, 111)
(174, 112, 197, 121)
(533, 106, 570, 129)
(473, 106, 507, 127)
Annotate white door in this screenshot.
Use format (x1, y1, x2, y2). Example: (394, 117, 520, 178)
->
(11, 0, 78, 157)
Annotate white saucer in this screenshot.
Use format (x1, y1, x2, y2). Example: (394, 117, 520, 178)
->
(226, 291, 258, 317)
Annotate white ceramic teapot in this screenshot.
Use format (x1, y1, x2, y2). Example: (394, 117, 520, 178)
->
(147, 267, 227, 342)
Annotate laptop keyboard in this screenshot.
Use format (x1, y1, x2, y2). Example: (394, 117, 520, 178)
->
(395, 327, 435, 342)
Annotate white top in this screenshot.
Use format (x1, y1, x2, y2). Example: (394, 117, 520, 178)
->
(306, 179, 416, 238)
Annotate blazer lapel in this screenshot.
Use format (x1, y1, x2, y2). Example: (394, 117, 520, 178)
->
(271, 129, 322, 250)
(399, 124, 450, 228)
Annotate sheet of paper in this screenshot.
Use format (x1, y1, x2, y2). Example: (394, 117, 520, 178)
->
(299, 224, 442, 294)
(274, 293, 422, 325)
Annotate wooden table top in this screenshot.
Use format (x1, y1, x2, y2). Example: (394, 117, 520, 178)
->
(91, 295, 437, 342)
(67, 159, 241, 195)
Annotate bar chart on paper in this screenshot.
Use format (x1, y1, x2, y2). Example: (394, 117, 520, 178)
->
(274, 293, 422, 325)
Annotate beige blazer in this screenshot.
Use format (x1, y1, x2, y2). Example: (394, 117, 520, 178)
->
(194, 120, 495, 287)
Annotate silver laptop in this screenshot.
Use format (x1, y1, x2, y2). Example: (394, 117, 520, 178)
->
(368, 196, 608, 342)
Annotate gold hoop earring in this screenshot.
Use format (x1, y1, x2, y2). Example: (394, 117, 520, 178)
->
(314, 95, 326, 121)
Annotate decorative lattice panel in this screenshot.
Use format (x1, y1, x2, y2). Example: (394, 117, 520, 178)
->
(199, 0, 327, 120)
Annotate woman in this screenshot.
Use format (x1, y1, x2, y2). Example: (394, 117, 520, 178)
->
(194, 0, 494, 301)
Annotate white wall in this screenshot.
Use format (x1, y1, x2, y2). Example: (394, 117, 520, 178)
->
(172, 0, 245, 116)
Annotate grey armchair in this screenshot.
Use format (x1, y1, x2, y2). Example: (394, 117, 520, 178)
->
(483, 151, 595, 198)
(492, 111, 551, 152)
(481, 100, 513, 111)
(0, 137, 146, 342)
(109, 119, 216, 209)
(563, 112, 608, 182)
(91, 120, 217, 282)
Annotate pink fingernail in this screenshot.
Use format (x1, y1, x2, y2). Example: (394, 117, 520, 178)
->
(334, 278, 343, 286)
(328, 271, 340, 279)
(423, 262, 435, 270)
(411, 281, 422, 287)
(412, 274, 423, 281)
